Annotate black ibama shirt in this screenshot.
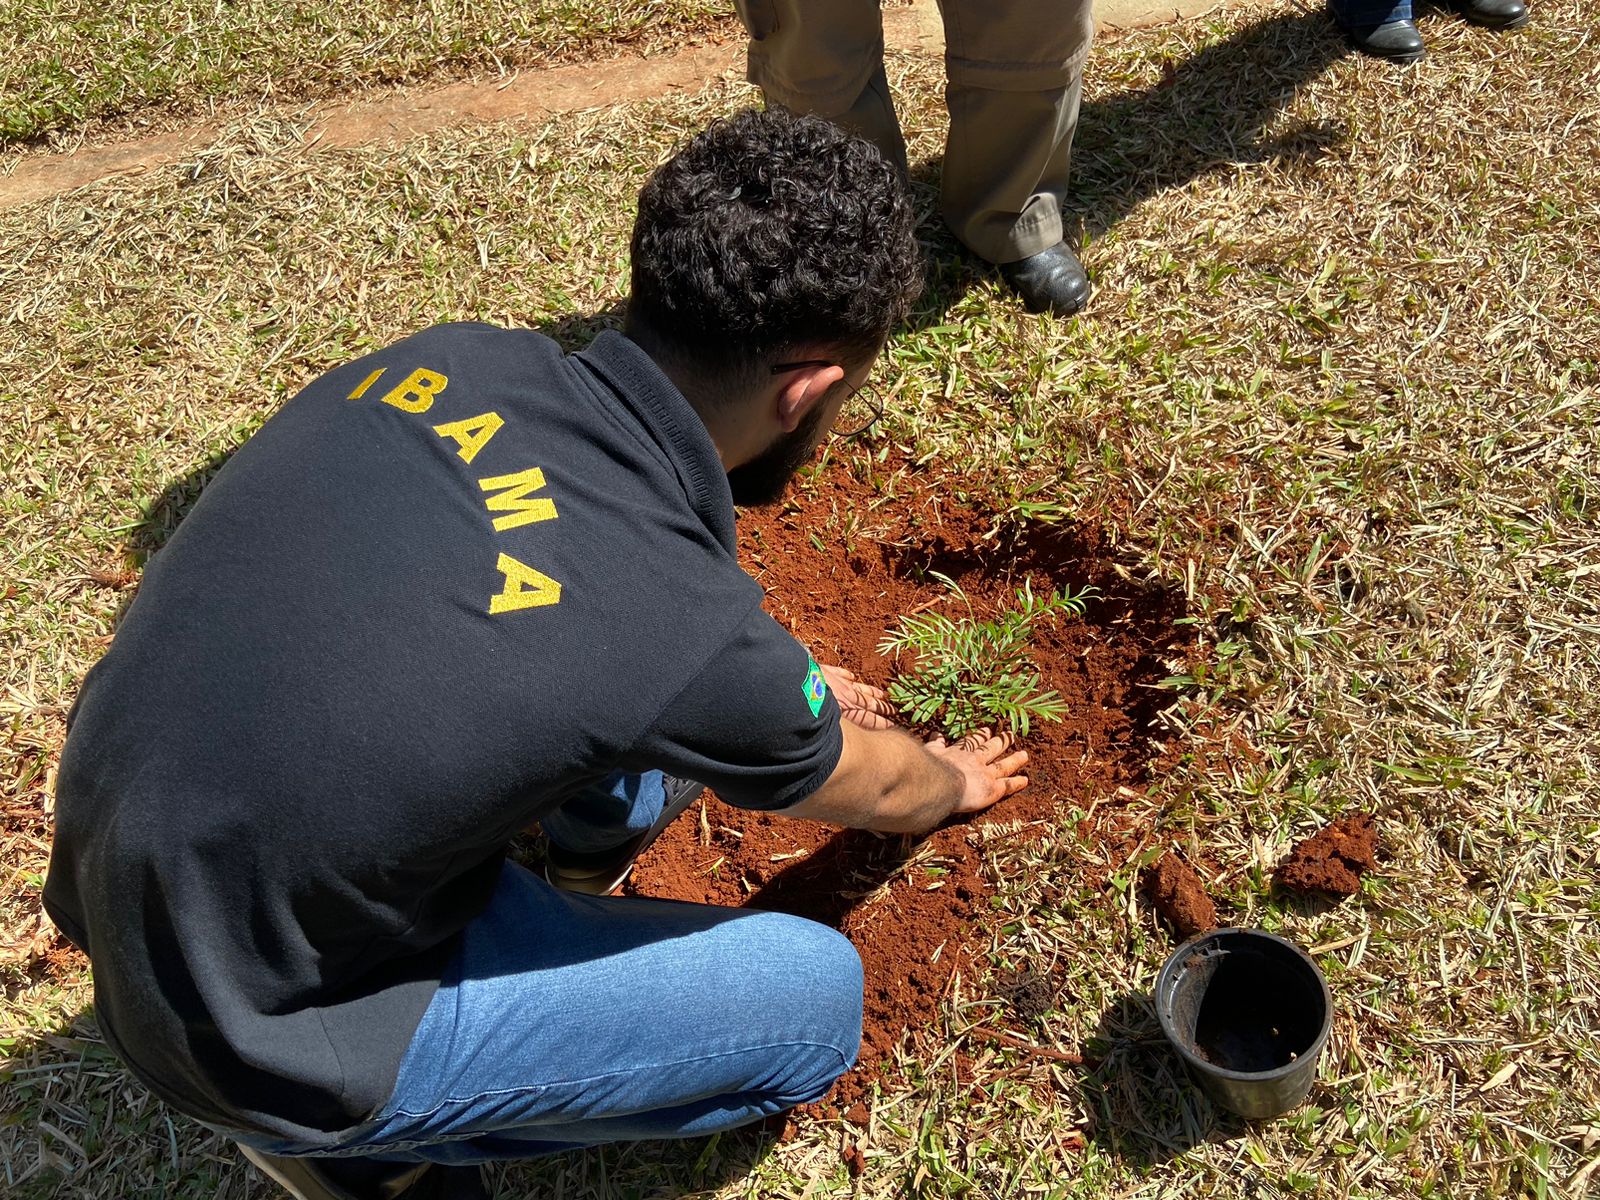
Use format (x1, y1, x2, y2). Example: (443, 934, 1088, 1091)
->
(44, 326, 843, 1143)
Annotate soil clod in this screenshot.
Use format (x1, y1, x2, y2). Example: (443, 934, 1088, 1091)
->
(1274, 813, 1379, 898)
(995, 966, 1057, 1024)
(86, 565, 139, 590)
(842, 1143, 867, 1177)
(1142, 852, 1219, 938)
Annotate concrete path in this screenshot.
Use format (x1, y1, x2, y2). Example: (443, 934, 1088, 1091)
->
(0, 0, 1222, 212)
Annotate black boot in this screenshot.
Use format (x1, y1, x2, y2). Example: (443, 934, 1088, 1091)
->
(1448, 0, 1529, 27)
(1341, 18, 1427, 61)
(997, 243, 1091, 316)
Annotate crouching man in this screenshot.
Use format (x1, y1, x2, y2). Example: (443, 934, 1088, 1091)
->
(44, 109, 1028, 1200)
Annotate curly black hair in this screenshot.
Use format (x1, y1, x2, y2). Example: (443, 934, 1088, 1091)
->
(626, 108, 922, 402)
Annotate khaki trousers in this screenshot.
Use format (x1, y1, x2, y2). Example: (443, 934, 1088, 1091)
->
(734, 0, 1096, 264)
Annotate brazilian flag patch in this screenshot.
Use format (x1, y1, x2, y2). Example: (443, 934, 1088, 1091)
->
(802, 655, 828, 718)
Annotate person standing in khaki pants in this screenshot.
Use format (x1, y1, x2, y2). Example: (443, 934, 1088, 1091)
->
(734, 0, 1096, 316)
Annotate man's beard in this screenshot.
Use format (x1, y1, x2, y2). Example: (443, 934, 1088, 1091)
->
(726, 401, 828, 507)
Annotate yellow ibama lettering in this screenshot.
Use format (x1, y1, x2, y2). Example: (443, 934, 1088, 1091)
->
(347, 368, 386, 400)
(489, 553, 562, 614)
(433, 412, 504, 464)
(478, 467, 557, 531)
(378, 367, 449, 413)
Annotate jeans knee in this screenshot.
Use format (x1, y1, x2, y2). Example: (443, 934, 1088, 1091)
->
(769, 1040, 854, 1108)
(778, 919, 864, 1058)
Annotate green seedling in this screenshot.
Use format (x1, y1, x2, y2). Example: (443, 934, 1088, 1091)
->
(878, 575, 1094, 738)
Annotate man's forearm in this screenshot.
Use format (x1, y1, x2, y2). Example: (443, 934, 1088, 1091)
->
(784, 722, 964, 833)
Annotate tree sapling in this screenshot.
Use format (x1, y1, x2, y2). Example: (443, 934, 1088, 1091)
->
(878, 576, 1094, 738)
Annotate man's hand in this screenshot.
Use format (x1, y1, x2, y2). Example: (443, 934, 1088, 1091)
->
(786, 722, 1029, 833)
(820, 663, 896, 731)
(923, 729, 1029, 815)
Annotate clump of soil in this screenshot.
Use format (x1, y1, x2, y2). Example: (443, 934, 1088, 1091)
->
(1274, 813, 1379, 897)
(841, 1142, 868, 1177)
(1142, 852, 1218, 938)
(625, 453, 1190, 1108)
(995, 967, 1058, 1024)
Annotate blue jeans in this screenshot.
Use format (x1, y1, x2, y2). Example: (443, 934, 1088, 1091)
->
(540, 769, 667, 854)
(1330, 0, 1412, 25)
(235, 777, 863, 1165)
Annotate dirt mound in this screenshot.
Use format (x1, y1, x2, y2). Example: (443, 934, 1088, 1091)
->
(624, 454, 1189, 1107)
(1142, 852, 1218, 938)
(1274, 813, 1378, 897)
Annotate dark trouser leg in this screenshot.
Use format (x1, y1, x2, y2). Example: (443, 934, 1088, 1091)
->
(735, 0, 910, 174)
(937, 0, 1096, 264)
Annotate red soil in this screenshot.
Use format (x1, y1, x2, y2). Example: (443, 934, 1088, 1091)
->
(1142, 852, 1219, 939)
(625, 453, 1189, 1108)
(1274, 813, 1379, 897)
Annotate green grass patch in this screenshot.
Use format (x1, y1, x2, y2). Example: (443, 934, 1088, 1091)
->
(0, 0, 730, 143)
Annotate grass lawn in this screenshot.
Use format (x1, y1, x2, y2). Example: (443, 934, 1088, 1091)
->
(0, 0, 732, 145)
(3, 1, 1599, 1197)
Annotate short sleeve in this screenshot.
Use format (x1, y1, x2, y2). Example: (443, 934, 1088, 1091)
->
(627, 605, 843, 811)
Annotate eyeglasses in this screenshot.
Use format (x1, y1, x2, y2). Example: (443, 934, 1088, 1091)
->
(770, 360, 884, 439)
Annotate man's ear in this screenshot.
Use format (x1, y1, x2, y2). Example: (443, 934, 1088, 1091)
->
(774, 363, 845, 433)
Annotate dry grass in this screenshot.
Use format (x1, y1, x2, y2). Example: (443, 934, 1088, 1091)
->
(3, 1, 1599, 1197)
(0, 0, 733, 146)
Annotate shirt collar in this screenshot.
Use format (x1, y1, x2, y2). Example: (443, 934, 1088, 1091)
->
(573, 330, 737, 553)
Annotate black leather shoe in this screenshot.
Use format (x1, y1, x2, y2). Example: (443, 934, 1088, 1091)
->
(1449, 0, 1529, 27)
(997, 243, 1091, 316)
(1341, 18, 1426, 61)
(240, 1146, 488, 1200)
